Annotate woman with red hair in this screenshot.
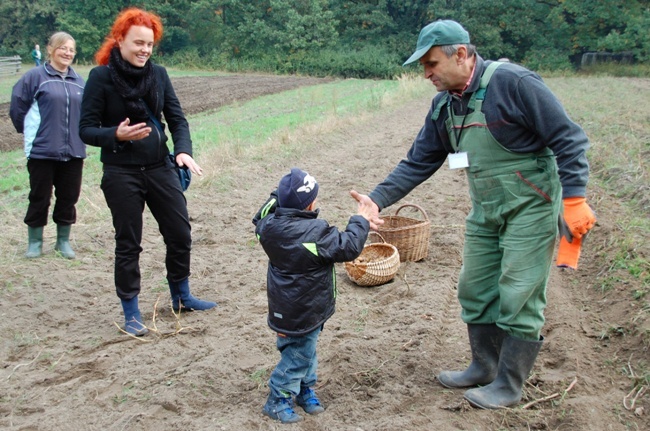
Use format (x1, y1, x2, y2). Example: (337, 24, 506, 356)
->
(79, 7, 216, 336)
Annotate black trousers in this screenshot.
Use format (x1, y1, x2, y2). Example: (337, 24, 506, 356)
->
(25, 158, 84, 227)
(100, 159, 192, 299)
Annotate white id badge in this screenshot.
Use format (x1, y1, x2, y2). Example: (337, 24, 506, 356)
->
(448, 152, 469, 169)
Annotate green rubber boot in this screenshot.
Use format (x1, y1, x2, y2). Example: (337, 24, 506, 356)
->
(55, 224, 75, 259)
(26, 226, 44, 258)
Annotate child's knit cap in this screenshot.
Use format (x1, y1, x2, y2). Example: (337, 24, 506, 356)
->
(277, 168, 319, 210)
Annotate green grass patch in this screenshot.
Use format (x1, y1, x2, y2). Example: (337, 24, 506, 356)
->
(579, 63, 650, 78)
(188, 79, 398, 156)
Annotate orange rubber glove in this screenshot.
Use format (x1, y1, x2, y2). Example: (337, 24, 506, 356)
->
(562, 197, 596, 239)
(556, 198, 595, 270)
(557, 234, 582, 270)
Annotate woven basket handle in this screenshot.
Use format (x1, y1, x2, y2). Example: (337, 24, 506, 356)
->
(368, 231, 387, 244)
(395, 203, 429, 221)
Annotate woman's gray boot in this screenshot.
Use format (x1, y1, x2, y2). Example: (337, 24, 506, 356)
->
(437, 324, 506, 388)
(26, 226, 44, 258)
(464, 335, 543, 409)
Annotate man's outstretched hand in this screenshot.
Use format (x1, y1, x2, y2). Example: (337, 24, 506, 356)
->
(350, 190, 383, 230)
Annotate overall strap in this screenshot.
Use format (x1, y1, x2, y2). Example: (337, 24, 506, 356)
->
(433, 61, 503, 119)
(472, 61, 503, 104)
(431, 94, 449, 121)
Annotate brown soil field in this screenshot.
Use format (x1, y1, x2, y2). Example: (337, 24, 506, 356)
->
(1, 73, 648, 431)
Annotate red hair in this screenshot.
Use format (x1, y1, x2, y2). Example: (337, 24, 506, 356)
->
(95, 7, 163, 65)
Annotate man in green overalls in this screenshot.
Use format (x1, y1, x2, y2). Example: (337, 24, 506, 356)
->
(351, 20, 596, 409)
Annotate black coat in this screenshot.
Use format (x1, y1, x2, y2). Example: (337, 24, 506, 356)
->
(255, 206, 369, 336)
(79, 63, 192, 166)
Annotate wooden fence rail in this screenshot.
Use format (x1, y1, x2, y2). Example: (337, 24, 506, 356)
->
(0, 56, 22, 76)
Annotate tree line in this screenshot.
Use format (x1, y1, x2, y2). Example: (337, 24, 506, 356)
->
(1, 0, 647, 78)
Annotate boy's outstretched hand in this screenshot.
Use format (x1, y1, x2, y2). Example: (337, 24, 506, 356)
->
(350, 190, 383, 230)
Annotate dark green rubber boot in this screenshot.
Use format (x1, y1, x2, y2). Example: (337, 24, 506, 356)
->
(26, 226, 44, 258)
(464, 335, 543, 409)
(55, 224, 75, 259)
(437, 324, 506, 388)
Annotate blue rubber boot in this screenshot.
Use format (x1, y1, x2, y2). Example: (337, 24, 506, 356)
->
(296, 387, 325, 415)
(169, 278, 217, 312)
(120, 297, 149, 336)
(262, 394, 303, 423)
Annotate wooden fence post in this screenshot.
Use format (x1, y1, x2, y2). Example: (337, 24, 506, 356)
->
(0, 56, 22, 76)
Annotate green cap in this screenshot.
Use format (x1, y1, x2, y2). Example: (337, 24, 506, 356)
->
(403, 20, 470, 66)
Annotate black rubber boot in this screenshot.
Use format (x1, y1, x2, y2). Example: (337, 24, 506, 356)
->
(463, 335, 543, 409)
(437, 324, 506, 388)
(26, 226, 44, 258)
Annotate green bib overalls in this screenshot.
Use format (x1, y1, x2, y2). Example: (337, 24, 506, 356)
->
(439, 62, 561, 340)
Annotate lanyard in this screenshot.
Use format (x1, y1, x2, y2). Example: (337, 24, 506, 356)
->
(447, 99, 468, 153)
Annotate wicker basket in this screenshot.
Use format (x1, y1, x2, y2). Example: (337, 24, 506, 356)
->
(345, 233, 400, 287)
(376, 203, 431, 262)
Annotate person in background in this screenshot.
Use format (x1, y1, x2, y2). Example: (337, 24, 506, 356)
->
(351, 20, 596, 409)
(79, 7, 215, 336)
(253, 168, 374, 423)
(31, 44, 42, 66)
(10, 32, 85, 260)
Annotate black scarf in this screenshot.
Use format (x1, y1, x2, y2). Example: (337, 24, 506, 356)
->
(108, 47, 158, 121)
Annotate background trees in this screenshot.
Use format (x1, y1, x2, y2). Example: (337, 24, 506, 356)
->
(0, 0, 646, 77)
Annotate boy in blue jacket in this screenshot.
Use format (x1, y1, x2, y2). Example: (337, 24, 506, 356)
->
(253, 168, 374, 423)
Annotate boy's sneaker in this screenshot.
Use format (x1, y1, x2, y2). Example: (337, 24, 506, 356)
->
(296, 387, 325, 415)
(262, 396, 303, 423)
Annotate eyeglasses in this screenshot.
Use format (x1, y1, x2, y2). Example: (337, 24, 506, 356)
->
(56, 47, 76, 55)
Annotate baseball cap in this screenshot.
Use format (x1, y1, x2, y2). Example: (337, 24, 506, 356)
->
(403, 20, 470, 66)
(277, 168, 319, 210)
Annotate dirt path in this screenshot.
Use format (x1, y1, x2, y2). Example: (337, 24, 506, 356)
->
(1, 75, 647, 430)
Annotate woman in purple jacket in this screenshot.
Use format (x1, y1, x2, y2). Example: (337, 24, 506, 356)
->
(10, 32, 85, 260)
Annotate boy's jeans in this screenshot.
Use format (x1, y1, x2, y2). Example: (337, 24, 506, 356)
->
(268, 326, 321, 398)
